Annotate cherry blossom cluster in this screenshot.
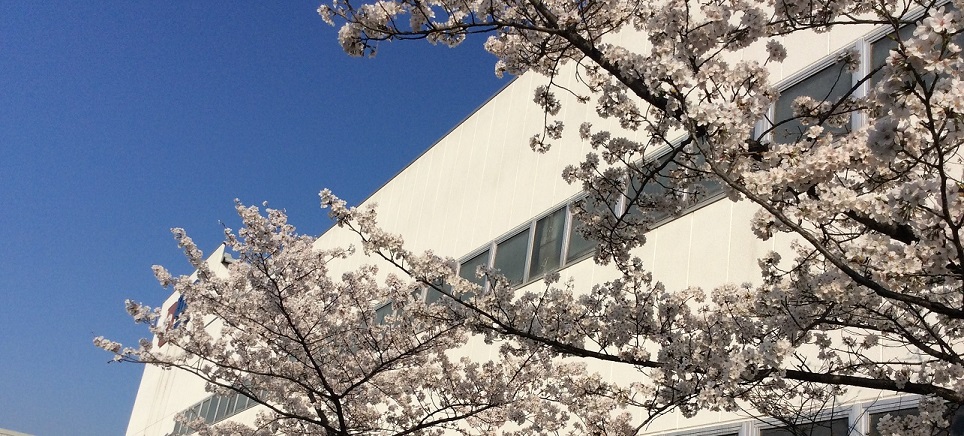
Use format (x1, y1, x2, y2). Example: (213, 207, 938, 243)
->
(101, 200, 638, 435)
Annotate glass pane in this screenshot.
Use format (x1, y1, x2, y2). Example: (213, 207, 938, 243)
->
(760, 418, 849, 436)
(237, 394, 251, 411)
(869, 21, 960, 93)
(691, 153, 723, 198)
(626, 154, 680, 224)
(374, 303, 393, 324)
(424, 280, 448, 305)
(186, 404, 200, 420)
(204, 397, 218, 423)
(773, 62, 853, 144)
(869, 404, 964, 436)
(947, 403, 964, 435)
(869, 408, 918, 436)
(215, 393, 230, 422)
(566, 213, 595, 263)
(870, 24, 915, 83)
(198, 398, 211, 424)
(494, 229, 530, 285)
(458, 250, 490, 300)
(629, 158, 677, 201)
(529, 209, 566, 279)
(222, 393, 238, 417)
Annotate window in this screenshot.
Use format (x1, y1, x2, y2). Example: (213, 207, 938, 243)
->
(566, 208, 596, 263)
(374, 302, 394, 325)
(198, 398, 212, 425)
(624, 149, 722, 225)
(493, 229, 530, 286)
(450, 202, 604, 294)
(424, 282, 445, 305)
(759, 418, 849, 436)
(529, 209, 566, 279)
(773, 61, 853, 144)
(458, 250, 490, 300)
(171, 391, 258, 435)
(869, 407, 918, 436)
(235, 393, 251, 410)
(209, 396, 222, 422)
(216, 394, 234, 422)
(626, 155, 680, 223)
(451, 176, 719, 293)
(869, 404, 964, 436)
(870, 24, 916, 84)
(870, 1, 963, 85)
(690, 152, 724, 199)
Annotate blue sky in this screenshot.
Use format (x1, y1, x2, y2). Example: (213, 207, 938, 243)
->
(0, 2, 506, 434)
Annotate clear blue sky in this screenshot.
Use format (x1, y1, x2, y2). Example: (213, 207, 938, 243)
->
(0, 2, 506, 435)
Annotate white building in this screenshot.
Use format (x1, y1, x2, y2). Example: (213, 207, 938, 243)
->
(127, 9, 954, 436)
(0, 427, 33, 436)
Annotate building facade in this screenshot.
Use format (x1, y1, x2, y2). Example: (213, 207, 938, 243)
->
(127, 9, 950, 436)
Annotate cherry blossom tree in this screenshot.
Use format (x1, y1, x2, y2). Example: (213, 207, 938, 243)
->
(102, 0, 964, 434)
(98, 203, 630, 435)
(313, 0, 964, 433)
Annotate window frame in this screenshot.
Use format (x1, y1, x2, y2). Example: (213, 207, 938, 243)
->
(374, 301, 395, 325)
(492, 225, 533, 286)
(755, 407, 852, 436)
(529, 207, 568, 280)
(171, 391, 259, 435)
(768, 55, 858, 145)
(619, 141, 728, 230)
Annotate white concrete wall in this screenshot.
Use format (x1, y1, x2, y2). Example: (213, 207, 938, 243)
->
(126, 245, 259, 436)
(128, 16, 925, 435)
